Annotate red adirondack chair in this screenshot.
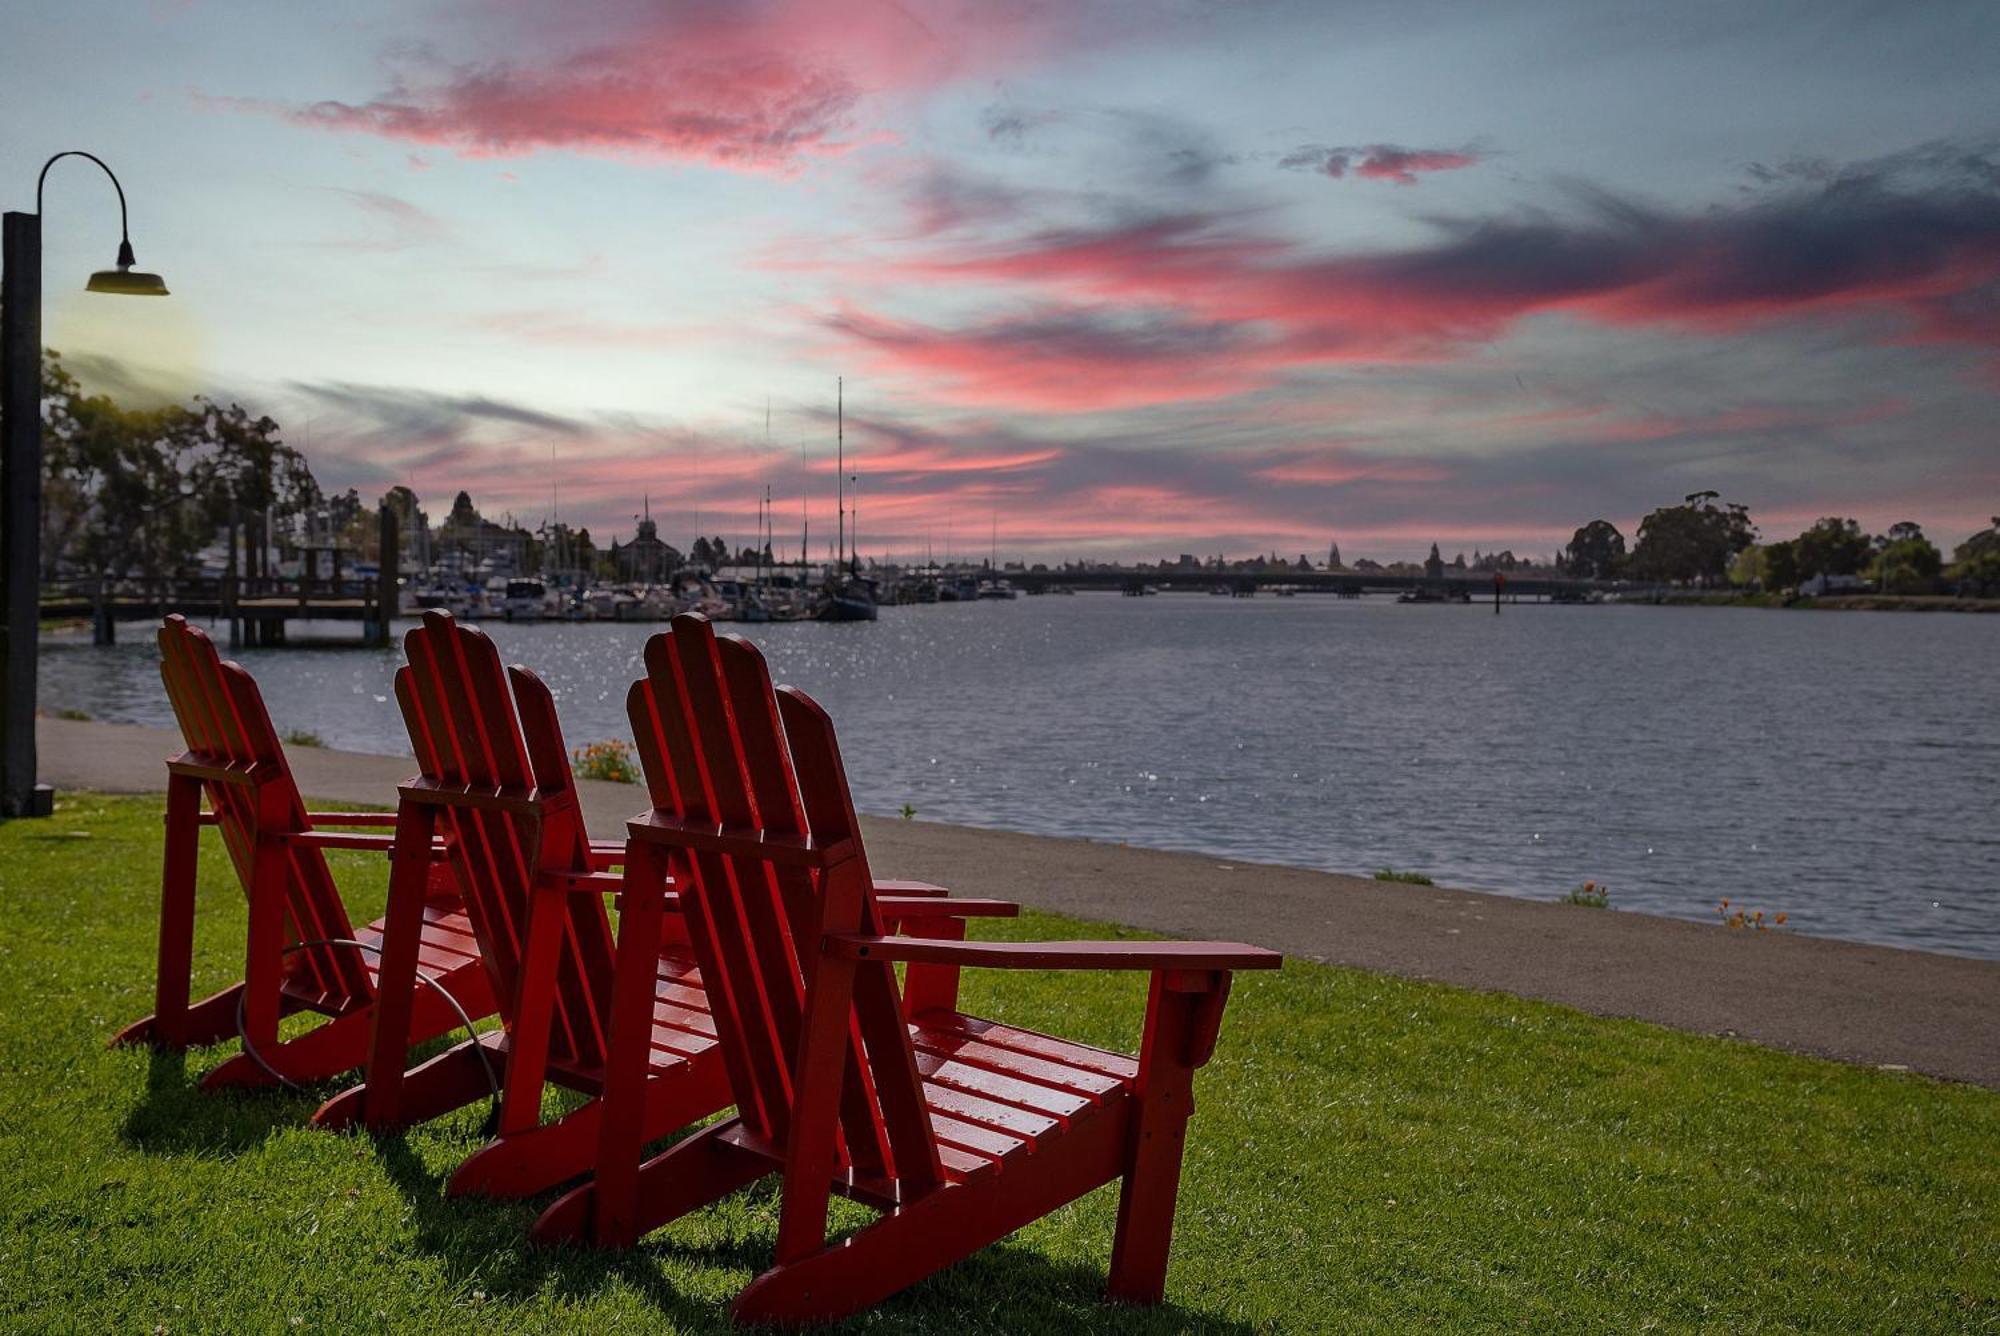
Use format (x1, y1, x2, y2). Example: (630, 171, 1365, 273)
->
(112, 615, 497, 1093)
(533, 614, 1281, 1324)
(305, 610, 730, 1199)
(312, 610, 971, 1197)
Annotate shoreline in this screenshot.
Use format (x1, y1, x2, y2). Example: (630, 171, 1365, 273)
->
(1616, 591, 2000, 612)
(33, 715, 2000, 1089)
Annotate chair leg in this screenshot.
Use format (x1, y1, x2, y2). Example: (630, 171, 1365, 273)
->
(314, 1034, 502, 1131)
(203, 973, 486, 1090)
(532, 1118, 768, 1249)
(734, 1105, 1127, 1325)
(114, 979, 246, 1051)
(1107, 977, 1205, 1305)
(239, 837, 289, 1059)
(120, 775, 203, 1048)
(452, 1049, 730, 1200)
(355, 802, 438, 1128)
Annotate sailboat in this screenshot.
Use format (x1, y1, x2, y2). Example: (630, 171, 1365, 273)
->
(976, 511, 1017, 598)
(817, 377, 879, 622)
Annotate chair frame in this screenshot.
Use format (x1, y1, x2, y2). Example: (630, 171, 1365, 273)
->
(533, 614, 1279, 1323)
(113, 614, 496, 1092)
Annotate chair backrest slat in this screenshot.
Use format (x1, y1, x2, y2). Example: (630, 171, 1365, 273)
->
(628, 667, 774, 1135)
(721, 639, 893, 1180)
(644, 628, 798, 1143)
(629, 615, 941, 1188)
(397, 612, 613, 1070)
(775, 685, 941, 1185)
(155, 616, 366, 1002)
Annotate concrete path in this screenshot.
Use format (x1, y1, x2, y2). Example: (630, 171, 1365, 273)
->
(38, 716, 2000, 1089)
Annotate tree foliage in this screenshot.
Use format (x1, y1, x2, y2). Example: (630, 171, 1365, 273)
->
(1759, 539, 1800, 592)
(1792, 517, 1874, 580)
(39, 350, 323, 589)
(1949, 517, 2000, 592)
(1869, 522, 1941, 594)
(1627, 492, 1755, 584)
(1562, 520, 1626, 579)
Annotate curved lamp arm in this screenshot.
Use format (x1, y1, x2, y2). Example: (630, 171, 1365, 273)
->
(36, 151, 166, 295)
(38, 151, 130, 254)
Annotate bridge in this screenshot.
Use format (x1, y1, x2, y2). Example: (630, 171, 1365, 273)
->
(1012, 567, 1644, 600)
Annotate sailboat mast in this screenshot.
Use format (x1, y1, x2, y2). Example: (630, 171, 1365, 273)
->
(836, 376, 845, 574)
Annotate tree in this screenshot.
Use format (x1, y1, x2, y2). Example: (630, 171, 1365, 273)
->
(1948, 518, 2000, 593)
(1627, 493, 1755, 584)
(40, 350, 328, 606)
(40, 353, 204, 594)
(1872, 533, 1942, 593)
(1562, 520, 1626, 580)
(1793, 517, 1873, 580)
(1760, 539, 1800, 591)
(1727, 544, 1761, 588)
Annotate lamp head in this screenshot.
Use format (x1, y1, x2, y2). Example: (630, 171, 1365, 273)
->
(86, 238, 168, 296)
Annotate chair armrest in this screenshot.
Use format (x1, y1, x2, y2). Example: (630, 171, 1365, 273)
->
(825, 935, 1281, 972)
(872, 879, 948, 897)
(279, 830, 400, 853)
(877, 896, 1018, 920)
(541, 868, 684, 912)
(302, 811, 401, 827)
(275, 830, 451, 857)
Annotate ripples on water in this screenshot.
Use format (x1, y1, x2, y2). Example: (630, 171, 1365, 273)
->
(43, 597, 2000, 959)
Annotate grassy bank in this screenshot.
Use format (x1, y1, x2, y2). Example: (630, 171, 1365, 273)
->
(1, 795, 1995, 1332)
(1618, 591, 2000, 612)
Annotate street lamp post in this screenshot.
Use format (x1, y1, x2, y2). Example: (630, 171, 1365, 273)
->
(1, 151, 168, 817)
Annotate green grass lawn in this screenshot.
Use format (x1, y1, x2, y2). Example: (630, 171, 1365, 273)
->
(1, 794, 1995, 1332)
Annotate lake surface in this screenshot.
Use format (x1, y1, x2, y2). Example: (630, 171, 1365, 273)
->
(43, 596, 2000, 960)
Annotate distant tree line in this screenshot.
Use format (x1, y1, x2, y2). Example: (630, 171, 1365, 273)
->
(1560, 491, 2000, 595)
(39, 351, 323, 595)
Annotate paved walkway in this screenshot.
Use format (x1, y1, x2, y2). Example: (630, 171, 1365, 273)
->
(38, 716, 2000, 1089)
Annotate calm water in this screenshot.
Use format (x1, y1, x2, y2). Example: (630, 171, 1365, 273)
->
(43, 597, 2000, 959)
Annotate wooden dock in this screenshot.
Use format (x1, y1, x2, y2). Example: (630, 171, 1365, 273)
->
(41, 505, 402, 648)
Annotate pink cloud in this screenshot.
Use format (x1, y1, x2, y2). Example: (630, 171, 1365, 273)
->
(1252, 456, 1451, 485)
(809, 442, 1063, 476)
(825, 160, 2000, 411)
(233, 1, 1082, 171)
(1281, 143, 1485, 185)
(1354, 147, 1482, 184)
(829, 306, 1285, 411)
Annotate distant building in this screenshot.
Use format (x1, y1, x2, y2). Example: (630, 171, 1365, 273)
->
(1424, 544, 1445, 581)
(434, 491, 530, 575)
(1799, 573, 1872, 596)
(611, 508, 676, 584)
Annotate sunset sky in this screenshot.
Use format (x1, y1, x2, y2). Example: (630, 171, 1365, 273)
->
(5, 0, 1997, 562)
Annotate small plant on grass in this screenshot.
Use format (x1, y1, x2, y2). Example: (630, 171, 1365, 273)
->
(573, 739, 640, 784)
(279, 727, 324, 748)
(1562, 880, 1610, 908)
(1716, 899, 1787, 931)
(1374, 867, 1434, 885)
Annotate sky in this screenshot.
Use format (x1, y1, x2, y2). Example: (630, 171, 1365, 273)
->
(4, 0, 1997, 564)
